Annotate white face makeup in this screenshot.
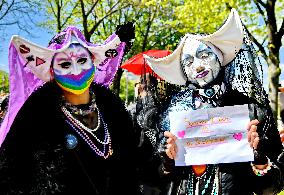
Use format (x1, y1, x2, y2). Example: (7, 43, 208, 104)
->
(181, 39, 221, 87)
(53, 44, 93, 76)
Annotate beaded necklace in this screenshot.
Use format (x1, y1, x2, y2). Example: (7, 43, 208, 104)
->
(186, 165, 219, 195)
(61, 96, 113, 159)
(61, 91, 97, 116)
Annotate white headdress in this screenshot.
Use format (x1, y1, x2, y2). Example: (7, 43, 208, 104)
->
(144, 9, 244, 85)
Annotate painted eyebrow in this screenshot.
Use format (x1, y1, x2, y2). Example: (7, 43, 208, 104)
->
(183, 53, 194, 59)
(56, 53, 87, 63)
(56, 58, 71, 63)
(196, 45, 212, 56)
(78, 53, 88, 58)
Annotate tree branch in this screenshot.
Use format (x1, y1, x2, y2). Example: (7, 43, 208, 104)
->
(88, 8, 119, 36)
(88, 2, 130, 36)
(243, 25, 268, 60)
(253, 0, 267, 25)
(48, 0, 57, 18)
(86, 0, 99, 17)
(62, 1, 80, 27)
(79, 0, 86, 17)
(0, 21, 17, 25)
(0, 0, 15, 20)
(0, 0, 6, 12)
(278, 18, 284, 38)
(256, 0, 266, 8)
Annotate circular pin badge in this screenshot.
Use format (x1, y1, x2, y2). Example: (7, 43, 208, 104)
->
(65, 134, 78, 149)
(204, 88, 215, 97)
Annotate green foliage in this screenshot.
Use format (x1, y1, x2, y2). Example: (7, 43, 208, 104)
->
(237, 0, 284, 52)
(38, 0, 284, 106)
(128, 0, 182, 55)
(168, 0, 238, 34)
(118, 73, 135, 105)
(38, 0, 80, 33)
(0, 71, 9, 93)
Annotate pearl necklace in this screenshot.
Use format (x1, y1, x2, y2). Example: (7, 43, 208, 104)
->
(61, 106, 113, 159)
(62, 106, 103, 137)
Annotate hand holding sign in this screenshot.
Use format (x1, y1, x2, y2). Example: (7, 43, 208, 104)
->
(169, 104, 255, 166)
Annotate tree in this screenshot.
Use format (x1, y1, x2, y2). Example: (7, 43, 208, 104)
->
(0, 0, 40, 41)
(167, 0, 238, 34)
(116, 72, 135, 104)
(41, 0, 137, 97)
(0, 70, 8, 93)
(117, 0, 239, 101)
(129, 0, 183, 55)
(41, 0, 135, 41)
(238, 0, 284, 121)
(41, 0, 79, 33)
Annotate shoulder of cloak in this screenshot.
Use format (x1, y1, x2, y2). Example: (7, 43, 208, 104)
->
(4, 82, 62, 145)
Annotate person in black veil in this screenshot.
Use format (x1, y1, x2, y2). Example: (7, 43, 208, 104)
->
(143, 9, 284, 195)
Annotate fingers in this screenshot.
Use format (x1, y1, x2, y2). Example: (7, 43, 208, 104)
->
(164, 131, 177, 141)
(165, 145, 176, 159)
(252, 136, 260, 149)
(248, 124, 257, 143)
(249, 131, 259, 149)
(247, 120, 259, 149)
(280, 130, 284, 143)
(247, 119, 259, 130)
(164, 131, 178, 159)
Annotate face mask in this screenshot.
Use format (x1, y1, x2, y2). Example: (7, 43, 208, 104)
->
(53, 44, 95, 94)
(180, 39, 221, 87)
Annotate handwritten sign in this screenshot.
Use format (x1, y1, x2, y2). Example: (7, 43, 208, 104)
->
(169, 104, 254, 166)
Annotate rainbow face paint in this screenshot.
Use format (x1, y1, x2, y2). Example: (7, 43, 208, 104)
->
(53, 44, 95, 94)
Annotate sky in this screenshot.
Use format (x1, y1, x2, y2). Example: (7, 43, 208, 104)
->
(0, 10, 283, 90)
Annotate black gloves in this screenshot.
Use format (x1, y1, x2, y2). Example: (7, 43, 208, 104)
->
(158, 137, 175, 174)
(115, 22, 135, 53)
(253, 139, 268, 165)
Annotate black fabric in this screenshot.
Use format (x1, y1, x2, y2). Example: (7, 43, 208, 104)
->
(158, 89, 284, 195)
(0, 82, 142, 195)
(219, 89, 284, 195)
(115, 22, 135, 53)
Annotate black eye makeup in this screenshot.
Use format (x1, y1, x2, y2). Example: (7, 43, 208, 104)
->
(196, 46, 212, 59)
(182, 54, 194, 67)
(200, 51, 211, 59)
(77, 57, 87, 64)
(58, 61, 71, 69)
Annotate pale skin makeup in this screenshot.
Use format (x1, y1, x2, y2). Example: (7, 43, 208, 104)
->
(53, 44, 93, 76)
(181, 39, 221, 87)
(52, 44, 94, 105)
(166, 39, 267, 169)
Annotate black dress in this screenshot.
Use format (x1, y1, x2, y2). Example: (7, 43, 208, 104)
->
(0, 82, 143, 195)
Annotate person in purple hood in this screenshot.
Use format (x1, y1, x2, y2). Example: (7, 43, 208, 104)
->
(0, 23, 154, 195)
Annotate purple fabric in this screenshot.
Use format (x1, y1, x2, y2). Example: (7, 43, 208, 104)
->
(0, 26, 125, 147)
(0, 44, 44, 146)
(94, 41, 125, 87)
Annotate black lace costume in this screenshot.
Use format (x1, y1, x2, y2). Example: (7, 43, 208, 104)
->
(134, 33, 284, 194)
